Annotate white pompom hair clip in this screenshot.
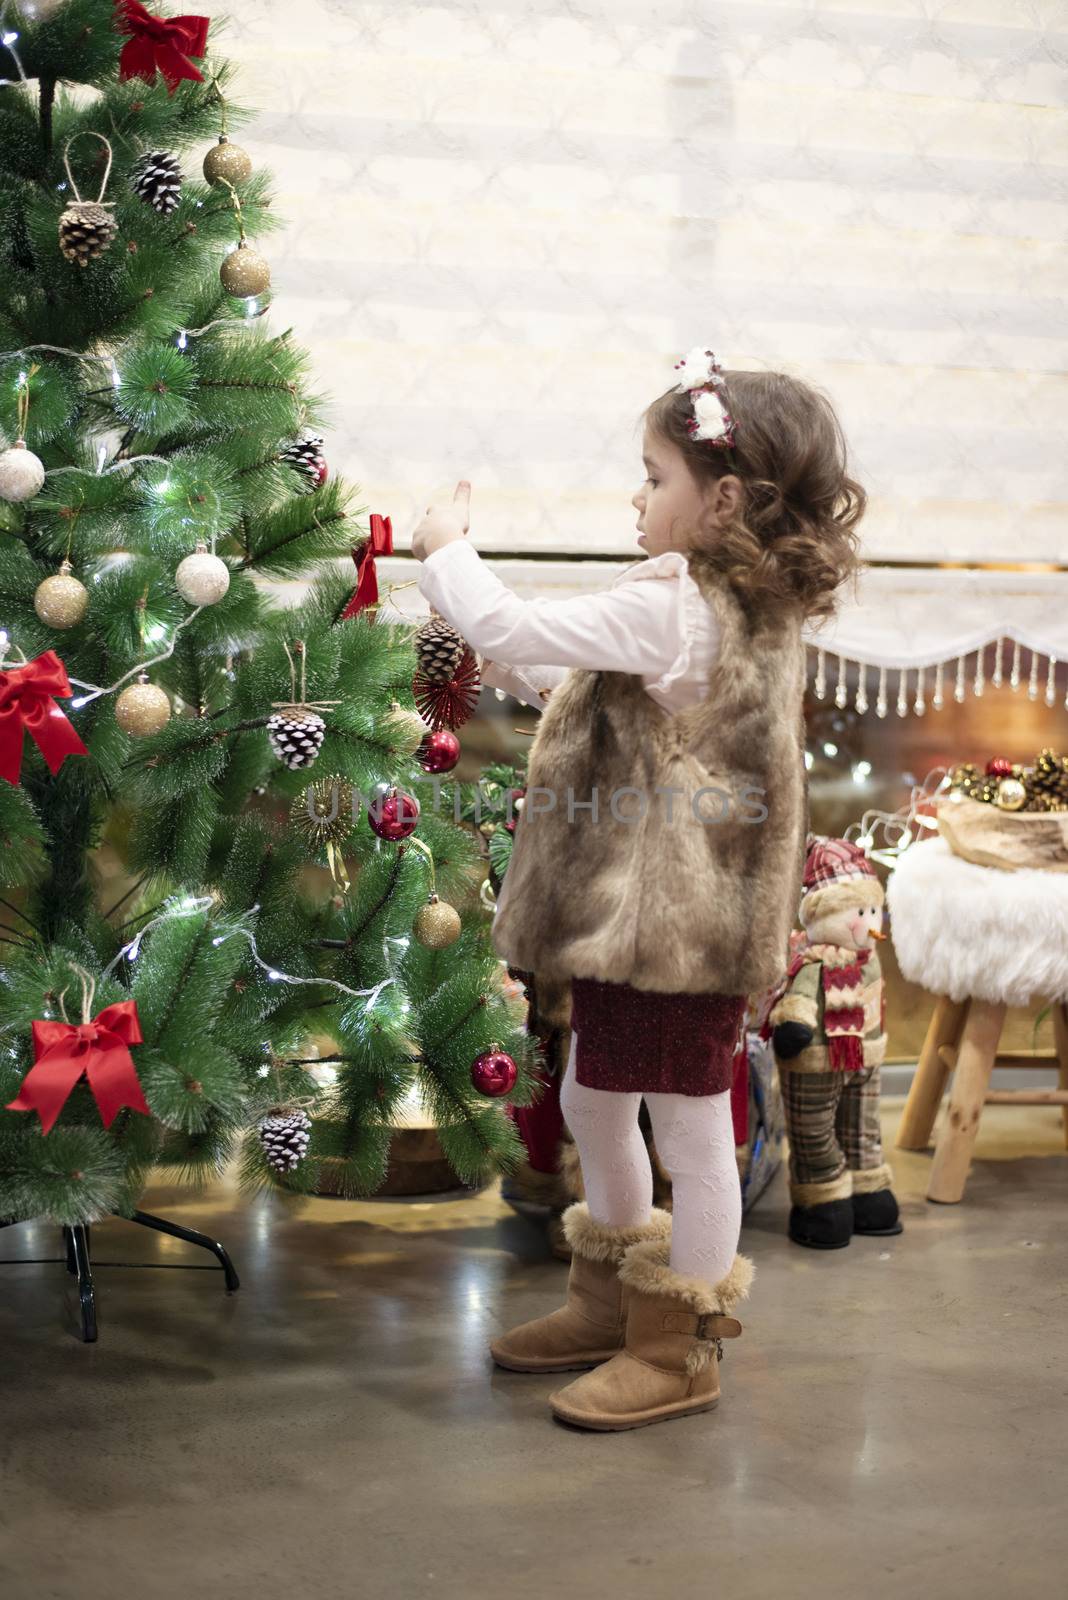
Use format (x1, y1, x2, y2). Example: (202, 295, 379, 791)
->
(673, 346, 737, 451)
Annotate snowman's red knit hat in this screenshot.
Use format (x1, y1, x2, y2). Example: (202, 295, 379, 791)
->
(799, 833, 884, 929)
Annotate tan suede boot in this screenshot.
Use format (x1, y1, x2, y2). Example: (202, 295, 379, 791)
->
(548, 1239, 754, 1430)
(489, 1202, 672, 1374)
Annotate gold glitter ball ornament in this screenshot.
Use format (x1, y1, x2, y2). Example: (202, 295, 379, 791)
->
(203, 136, 253, 188)
(175, 543, 231, 605)
(383, 699, 430, 749)
(413, 894, 462, 950)
(996, 776, 1027, 811)
(116, 676, 171, 736)
(219, 242, 271, 298)
(34, 560, 89, 629)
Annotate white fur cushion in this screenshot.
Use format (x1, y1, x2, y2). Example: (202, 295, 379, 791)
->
(886, 835, 1068, 1005)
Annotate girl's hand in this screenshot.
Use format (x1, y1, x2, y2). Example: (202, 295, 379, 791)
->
(411, 480, 472, 562)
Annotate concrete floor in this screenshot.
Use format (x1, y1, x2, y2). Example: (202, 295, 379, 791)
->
(2, 1101, 1066, 1600)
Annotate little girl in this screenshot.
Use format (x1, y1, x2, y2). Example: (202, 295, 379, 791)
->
(411, 349, 864, 1432)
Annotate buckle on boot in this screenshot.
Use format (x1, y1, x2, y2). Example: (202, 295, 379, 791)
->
(694, 1313, 742, 1355)
(694, 1313, 724, 1359)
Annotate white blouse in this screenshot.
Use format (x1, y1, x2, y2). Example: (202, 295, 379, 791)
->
(415, 539, 721, 715)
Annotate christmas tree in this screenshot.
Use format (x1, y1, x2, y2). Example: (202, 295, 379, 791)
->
(0, 1, 535, 1230)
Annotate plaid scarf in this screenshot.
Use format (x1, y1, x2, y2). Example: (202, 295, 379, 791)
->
(761, 941, 872, 1072)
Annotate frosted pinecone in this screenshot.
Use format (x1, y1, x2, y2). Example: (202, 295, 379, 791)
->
(258, 1109, 312, 1174)
(58, 202, 118, 266)
(267, 709, 326, 769)
(278, 435, 327, 493)
(130, 150, 183, 216)
(415, 617, 465, 683)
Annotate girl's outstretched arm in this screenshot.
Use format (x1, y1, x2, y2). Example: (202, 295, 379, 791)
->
(416, 537, 683, 678)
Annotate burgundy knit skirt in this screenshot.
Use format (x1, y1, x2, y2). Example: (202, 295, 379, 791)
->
(569, 975, 746, 1097)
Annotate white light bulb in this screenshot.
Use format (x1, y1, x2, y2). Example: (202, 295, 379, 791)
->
(822, 741, 837, 757)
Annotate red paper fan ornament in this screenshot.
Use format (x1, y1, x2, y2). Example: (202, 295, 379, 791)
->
(412, 645, 481, 732)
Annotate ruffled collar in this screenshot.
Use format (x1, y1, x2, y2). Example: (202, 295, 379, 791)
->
(610, 551, 708, 699)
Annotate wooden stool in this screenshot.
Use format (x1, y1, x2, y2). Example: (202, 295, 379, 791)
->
(886, 832, 1068, 1203)
(895, 993, 1068, 1202)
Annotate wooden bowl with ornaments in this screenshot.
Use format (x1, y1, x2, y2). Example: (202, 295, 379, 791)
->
(935, 793, 1068, 873)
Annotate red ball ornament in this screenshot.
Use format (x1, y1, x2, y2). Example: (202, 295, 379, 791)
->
(368, 785, 420, 840)
(985, 757, 1014, 777)
(471, 1045, 518, 1098)
(417, 728, 461, 774)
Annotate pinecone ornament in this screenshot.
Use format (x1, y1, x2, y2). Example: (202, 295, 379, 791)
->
(258, 1109, 312, 1174)
(58, 201, 118, 266)
(130, 149, 183, 216)
(1027, 748, 1068, 812)
(415, 616, 466, 683)
(278, 434, 328, 493)
(267, 708, 326, 769)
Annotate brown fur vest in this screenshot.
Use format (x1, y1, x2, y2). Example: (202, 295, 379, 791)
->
(491, 550, 810, 1002)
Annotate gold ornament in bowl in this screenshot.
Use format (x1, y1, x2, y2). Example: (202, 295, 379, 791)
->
(220, 242, 271, 298)
(996, 776, 1027, 811)
(413, 894, 462, 949)
(115, 675, 171, 736)
(34, 560, 88, 629)
(203, 137, 253, 187)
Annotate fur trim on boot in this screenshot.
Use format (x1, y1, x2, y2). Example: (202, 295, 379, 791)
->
(548, 1240, 753, 1431)
(850, 1162, 894, 1195)
(789, 1170, 853, 1207)
(489, 1203, 671, 1374)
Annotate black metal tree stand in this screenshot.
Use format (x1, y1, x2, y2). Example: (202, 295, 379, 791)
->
(0, 1209, 240, 1342)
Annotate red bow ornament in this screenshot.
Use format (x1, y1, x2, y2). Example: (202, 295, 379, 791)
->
(0, 650, 89, 787)
(115, 0, 210, 94)
(7, 1001, 151, 1136)
(341, 514, 393, 619)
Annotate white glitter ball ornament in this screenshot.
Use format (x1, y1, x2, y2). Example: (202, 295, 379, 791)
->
(175, 543, 230, 605)
(0, 441, 45, 503)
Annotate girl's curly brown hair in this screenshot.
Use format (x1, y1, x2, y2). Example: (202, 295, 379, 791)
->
(641, 369, 866, 623)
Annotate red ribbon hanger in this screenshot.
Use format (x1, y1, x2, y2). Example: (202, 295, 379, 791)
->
(7, 1001, 151, 1136)
(115, 1, 210, 94)
(0, 650, 89, 786)
(341, 513, 393, 619)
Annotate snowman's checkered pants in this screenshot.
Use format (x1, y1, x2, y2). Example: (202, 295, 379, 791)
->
(780, 1063, 882, 1189)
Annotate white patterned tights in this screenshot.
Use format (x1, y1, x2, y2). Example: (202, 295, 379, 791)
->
(559, 1029, 741, 1289)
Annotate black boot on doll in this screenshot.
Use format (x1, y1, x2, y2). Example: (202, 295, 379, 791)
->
(850, 1165, 903, 1236)
(788, 1192, 853, 1250)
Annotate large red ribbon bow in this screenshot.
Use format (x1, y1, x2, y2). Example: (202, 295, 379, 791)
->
(116, 0, 210, 94)
(7, 1001, 150, 1136)
(0, 650, 89, 787)
(341, 514, 393, 618)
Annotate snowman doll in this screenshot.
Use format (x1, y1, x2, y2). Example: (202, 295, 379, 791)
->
(763, 834, 902, 1249)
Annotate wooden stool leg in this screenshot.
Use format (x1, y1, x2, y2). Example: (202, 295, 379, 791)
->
(896, 995, 969, 1151)
(1052, 1000, 1068, 1150)
(927, 999, 1006, 1204)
